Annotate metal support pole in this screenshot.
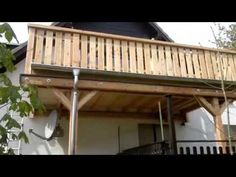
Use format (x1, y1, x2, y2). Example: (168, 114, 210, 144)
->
(158, 101, 164, 141)
(68, 69, 80, 155)
(166, 95, 177, 155)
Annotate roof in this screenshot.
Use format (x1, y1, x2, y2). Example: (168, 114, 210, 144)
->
(11, 22, 174, 67)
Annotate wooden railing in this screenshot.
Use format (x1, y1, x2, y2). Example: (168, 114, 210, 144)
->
(25, 24, 236, 81)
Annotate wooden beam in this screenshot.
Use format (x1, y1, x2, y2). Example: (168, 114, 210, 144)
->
(52, 88, 71, 110)
(195, 96, 218, 116)
(220, 99, 233, 114)
(78, 91, 98, 110)
(174, 98, 196, 111)
(21, 75, 236, 98)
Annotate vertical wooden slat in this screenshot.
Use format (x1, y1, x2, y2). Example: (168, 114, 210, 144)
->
(129, 42, 136, 73)
(106, 39, 113, 71)
(172, 47, 181, 77)
(158, 45, 166, 75)
(34, 29, 44, 64)
(215, 52, 222, 80)
(204, 50, 214, 79)
(121, 41, 129, 72)
(54, 32, 62, 66)
(25, 27, 36, 74)
(137, 43, 144, 74)
(165, 46, 173, 76)
(192, 49, 201, 78)
(72, 33, 80, 67)
(233, 54, 236, 81)
(151, 44, 158, 75)
(222, 53, 229, 80)
(198, 50, 207, 79)
(97, 37, 104, 70)
(178, 48, 187, 77)
(89, 36, 96, 69)
(114, 40, 121, 72)
(63, 33, 72, 67)
(144, 44, 151, 74)
(185, 49, 193, 78)
(228, 54, 235, 81)
(210, 52, 219, 80)
(44, 31, 53, 65)
(81, 35, 88, 68)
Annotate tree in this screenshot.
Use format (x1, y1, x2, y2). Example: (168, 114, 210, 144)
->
(212, 23, 236, 50)
(0, 23, 45, 155)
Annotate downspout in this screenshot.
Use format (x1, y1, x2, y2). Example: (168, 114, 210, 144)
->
(69, 69, 80, 155)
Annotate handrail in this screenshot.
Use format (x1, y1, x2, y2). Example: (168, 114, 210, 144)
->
(28, 23, 236, 54)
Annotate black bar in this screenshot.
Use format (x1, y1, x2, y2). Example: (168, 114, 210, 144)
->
(166, 95, 177, 155)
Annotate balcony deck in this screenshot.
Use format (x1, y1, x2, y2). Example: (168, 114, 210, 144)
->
(25, 24, 236, 82)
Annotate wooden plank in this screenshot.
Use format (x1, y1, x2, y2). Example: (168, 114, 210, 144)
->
(136, 43, 144, 74)
(114, 40, 121, 72)
(22, 76, 236, 98)
(228, 54, 235, 81)
(210, 52, 219, 80)
(34, 29, 44, 64)
(225, 54, 232, 81)
(106, 39, 113, 71)
(178, 48, 187, 77)
(44, 30, 53, 65)
(165, 46, 173, 76)
(144, 44, 151, 74)
(233, 54, 236, 81)
(151, 44, 158, 75)
(29, 24, 236, 55)
(81, 35, 88, 68)
(72, 33, 80, 67)
(25, 28, 35, 74)
(129, 42, 136, 73)
(172, 47, 181, 77)
(54, 32, 63, 66)
(198, 50, 207, 79)
(222, 53, 228, 80)
(63, 33, 72, 67)
(89, 36, 96, 69)
(185, 49, 193, 78)
(97, 37, 105, 70)
(78, 91, 98, 110)
(158, 45, 166, 75)
(52, 88, 71, 110)
(204, 50, 214, 79)
(121, 41, 129, 72)
(192, 49, 201, 78)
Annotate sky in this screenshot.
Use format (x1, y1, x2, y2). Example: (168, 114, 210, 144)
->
(0, 22, 234, 48)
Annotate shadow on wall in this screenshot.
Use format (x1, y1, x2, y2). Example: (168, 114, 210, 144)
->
(21, 114, 69, 155)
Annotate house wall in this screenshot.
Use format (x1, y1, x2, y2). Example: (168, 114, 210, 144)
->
(5, 59, 236, 155)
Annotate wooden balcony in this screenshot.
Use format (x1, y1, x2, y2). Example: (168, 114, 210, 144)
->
(25, 24, 236, 82)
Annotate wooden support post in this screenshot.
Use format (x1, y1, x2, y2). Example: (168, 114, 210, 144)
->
(166, 95, 177, 155)
(195, 96, 227, 152)
(212, 98, 226, 150)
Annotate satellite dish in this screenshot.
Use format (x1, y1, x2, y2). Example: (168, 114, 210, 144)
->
(45, 110, 58, 139)
(29, 109, 64, 141)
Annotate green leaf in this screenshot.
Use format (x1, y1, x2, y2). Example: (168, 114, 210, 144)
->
(5, 116, 21, 129)
(0, 74, 12, 86)
(5, 30, 13, 43)
(8, 86, 21, 103)
(18, 131, 29, 144)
